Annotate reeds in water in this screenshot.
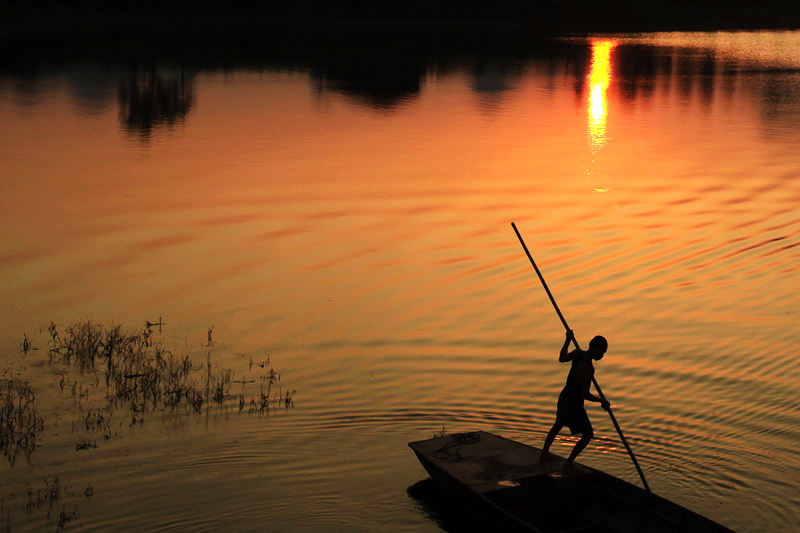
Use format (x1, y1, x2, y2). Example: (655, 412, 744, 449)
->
(5, 319, 292, 530)
(47, 321, 237, 416)
(8, 318, 294, 466)
(0, 369, 45, 465)
(42, 320, 294, 431)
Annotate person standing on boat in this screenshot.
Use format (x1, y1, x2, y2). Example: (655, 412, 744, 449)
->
(539, 330, 610, 471)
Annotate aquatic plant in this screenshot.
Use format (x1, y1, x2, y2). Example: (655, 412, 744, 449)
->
(3, 316, 295, 492)
(5, 321, 295, 532)
(21, 334, 35, 356)
(241, 357, 295, 414)
(54, 505, 77, 533)
(24, 477, 66, 516)
(46, 321, 233, 416)
(0, 370, 45, 465)
(19, 476, 81, 532)
(40, 320, 294, 438)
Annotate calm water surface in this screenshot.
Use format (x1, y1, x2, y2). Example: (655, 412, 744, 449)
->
(1, 30, 799, 531)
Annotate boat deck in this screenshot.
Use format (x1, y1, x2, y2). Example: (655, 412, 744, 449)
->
(409, 430, 590, 493)
(409, 431, 734, 532)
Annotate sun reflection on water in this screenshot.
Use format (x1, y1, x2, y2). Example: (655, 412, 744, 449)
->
(587, 40, 618, 152)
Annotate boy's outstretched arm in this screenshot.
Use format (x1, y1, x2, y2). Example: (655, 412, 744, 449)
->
(559, 330, 575, 362)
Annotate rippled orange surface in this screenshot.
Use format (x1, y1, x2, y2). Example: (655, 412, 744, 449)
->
(1, 31, 799, 531)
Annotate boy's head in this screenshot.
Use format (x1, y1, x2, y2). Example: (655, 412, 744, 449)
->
(589, 335, 608, 359)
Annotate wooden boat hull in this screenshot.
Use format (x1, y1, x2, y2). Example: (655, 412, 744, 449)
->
(408, 431, 732, 533)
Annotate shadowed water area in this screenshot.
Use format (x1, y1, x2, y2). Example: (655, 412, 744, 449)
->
(1, 29, 799, 531)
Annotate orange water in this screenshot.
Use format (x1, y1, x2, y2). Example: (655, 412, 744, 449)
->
(1, 31, 799, 531)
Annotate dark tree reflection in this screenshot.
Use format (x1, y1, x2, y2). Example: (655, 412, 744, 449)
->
(758, 73, 800, 137)
(469, 58, 524, 111)
(310, 50, 422, 110)
(3, 28, 797, 140)
(118, 68, 194, 139)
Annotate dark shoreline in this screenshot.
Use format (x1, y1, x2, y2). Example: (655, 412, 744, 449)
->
(3, 0, 800, 42)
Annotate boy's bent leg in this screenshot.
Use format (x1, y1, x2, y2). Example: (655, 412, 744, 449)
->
(539, 420, 563, 461)
(563, 422, 594, 470)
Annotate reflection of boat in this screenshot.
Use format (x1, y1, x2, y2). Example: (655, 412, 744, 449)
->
(409, 431, 732, 532)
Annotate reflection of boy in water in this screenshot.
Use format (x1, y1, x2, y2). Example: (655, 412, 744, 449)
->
(539, 330, 609, 471)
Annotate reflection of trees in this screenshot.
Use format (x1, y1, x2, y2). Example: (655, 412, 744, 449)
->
(573, 42, 800, 137)
(1, 76, 44, 108)
(758, 73, 800, 136)
(118, 68, 194, 138)
(469, 58, 523, 110)
(617, 45, 662, 100)
(70, 69, 119, 115)
(587, 44, 729, 106)
(3, 30, 798, 138)
(310, 50, 421, 110)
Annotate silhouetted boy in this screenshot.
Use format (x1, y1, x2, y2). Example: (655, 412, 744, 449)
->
(539, 330, 609, 471)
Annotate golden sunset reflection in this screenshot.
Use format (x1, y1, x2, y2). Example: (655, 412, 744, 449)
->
(587, 40, 618, 151)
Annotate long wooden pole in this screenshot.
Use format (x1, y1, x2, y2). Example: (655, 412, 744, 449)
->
(511, 222, 651, 492)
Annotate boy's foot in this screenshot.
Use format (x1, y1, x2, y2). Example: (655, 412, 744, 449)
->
(538, 451, 557, 463)
(562, 460, 579, 473)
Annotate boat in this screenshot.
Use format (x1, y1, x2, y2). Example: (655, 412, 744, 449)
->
(408, 431, 733, 532)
